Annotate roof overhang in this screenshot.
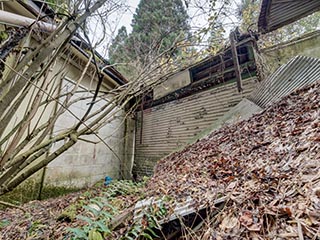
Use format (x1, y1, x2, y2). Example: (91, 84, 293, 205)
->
(258, 0, 320, 34)
(0, 0, 128, 86)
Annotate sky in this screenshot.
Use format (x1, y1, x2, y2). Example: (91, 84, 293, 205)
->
(117, 0, 240, 34)
(119, 0, 139, 33)
(89, 0, 241, 57)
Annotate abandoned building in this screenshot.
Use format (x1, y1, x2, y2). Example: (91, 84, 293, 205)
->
(132, 0, 320, 176)
(0, 0, 319, 238)
(0, 1, 130, 187)
(0, 0, 319, 189)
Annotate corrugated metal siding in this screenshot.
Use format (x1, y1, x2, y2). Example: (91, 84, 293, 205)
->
(258, 0, 320, 33)
(249, 55, 320, 108)
(134, 78, 258, 176)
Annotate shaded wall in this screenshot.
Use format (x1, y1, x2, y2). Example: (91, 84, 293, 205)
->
(0, 3, 130, 189)
(262, 30, 320, 72)
(0, 35, 127, 188)
(134, 77, 258, 176)
(44, 76, 126, 187)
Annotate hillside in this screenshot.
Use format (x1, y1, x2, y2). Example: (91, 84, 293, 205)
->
(145, 80, 320, 238)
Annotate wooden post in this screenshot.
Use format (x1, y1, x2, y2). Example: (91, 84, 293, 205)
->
(139, 86, 145, 144)
(230, 31, 243, 92)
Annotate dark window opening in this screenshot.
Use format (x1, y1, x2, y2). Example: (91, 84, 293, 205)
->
(190, 45, 252, 84)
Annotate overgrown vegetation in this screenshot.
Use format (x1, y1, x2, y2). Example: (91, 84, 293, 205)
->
(1, 0, 319, 199)
(0, 179, 153, 239)
(1, 2, 320, 239)
(109, 0, 190, 78)
(67, 179, 150, 240)
(0, 0, 128, 198)
(0, 179, 79, 209)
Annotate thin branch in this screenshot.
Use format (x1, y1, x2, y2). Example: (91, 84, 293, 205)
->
(0, 200, 25, 212)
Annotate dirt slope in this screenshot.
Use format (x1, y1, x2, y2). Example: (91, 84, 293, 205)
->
(146, 81, 320, 239)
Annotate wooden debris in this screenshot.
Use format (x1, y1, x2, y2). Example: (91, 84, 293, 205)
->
(109, 208, 133, 230)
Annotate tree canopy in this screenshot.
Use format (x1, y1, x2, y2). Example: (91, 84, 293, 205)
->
(109, 0, 190, 78)
(109, 26, 128, 66)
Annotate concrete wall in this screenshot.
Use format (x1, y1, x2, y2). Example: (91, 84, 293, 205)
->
(262, 30, 320, 72)
(0, 26, 128, 188)
(43, 77, 126, 187)
(153, 70, 191, 100)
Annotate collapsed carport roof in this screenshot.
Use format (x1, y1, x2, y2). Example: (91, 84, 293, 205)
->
(258, 0, 320, 33)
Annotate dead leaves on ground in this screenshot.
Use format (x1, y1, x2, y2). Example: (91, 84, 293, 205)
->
(146, 81, 320, 239)
(0, 81, 319, 239)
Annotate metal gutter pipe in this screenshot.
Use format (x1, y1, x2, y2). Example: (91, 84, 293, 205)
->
(0, 10, 56, 32)
(0, 10, 127, 85)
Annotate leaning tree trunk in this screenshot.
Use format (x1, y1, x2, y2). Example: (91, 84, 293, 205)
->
(0, 0, 109, 194)
(0, 0, 108, 165)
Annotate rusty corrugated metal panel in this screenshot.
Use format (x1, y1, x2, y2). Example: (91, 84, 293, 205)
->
(134, 78, 257, 176)
(249, 55, 320, 108)
(258, 0, 320, 33)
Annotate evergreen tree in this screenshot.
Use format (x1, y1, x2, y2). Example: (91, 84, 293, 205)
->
(130, 0, 190, 56)
(109, 26, 128, 64)
(109, 0, 190, 78)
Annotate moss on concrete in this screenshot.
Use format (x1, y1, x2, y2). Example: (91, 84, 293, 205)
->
(0, 179, 80, 209)
(262, 30, 320, 72)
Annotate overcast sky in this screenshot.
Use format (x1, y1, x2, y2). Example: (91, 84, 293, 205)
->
(120, 0, 139, 33)
(90, 0, 241, 57)
(117, 0, 241, 33)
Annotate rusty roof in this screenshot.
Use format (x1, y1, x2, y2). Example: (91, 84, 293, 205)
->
(258, 0, 320, 33)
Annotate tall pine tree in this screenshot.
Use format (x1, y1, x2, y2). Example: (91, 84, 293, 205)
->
(109, 26, 128, 65)
(109, 0, 190, 78)
(130, 0, 189, 56)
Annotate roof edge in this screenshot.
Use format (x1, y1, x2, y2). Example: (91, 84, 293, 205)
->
(258, 0, 272, 33)
(258, 0, 320, 34)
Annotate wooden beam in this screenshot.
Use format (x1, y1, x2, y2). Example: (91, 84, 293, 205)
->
(230, 31, 243, 92)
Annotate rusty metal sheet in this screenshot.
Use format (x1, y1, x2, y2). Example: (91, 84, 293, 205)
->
(134, 196, 226, 224)
(134, 78, 257, 176)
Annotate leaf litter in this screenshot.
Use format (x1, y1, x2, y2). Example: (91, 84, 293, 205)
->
(0, 181, 146, 239)
(0, 81, 319, 239)
(145, 81, 320, 239)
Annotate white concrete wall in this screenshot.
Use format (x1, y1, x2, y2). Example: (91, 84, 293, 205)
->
(0, 3, 130, 189)
(44, 79, 126, 187)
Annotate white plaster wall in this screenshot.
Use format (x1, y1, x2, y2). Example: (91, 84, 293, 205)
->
(0, 11, 128, 188)
(45, 79, 126, 187)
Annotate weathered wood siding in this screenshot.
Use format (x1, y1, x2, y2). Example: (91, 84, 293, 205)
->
(134, 77, 258, 176)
